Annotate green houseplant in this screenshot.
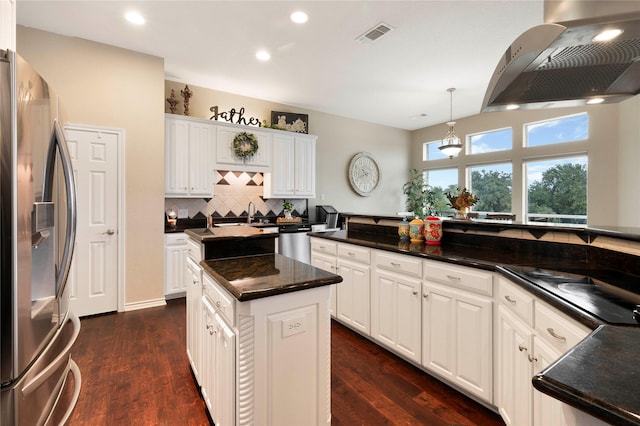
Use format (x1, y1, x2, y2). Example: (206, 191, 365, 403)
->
(402, 169, 438, 218)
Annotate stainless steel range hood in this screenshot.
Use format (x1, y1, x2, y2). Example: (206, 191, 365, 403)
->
(482, 1, 640, 112)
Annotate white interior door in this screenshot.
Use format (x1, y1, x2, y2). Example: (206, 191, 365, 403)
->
(64, 126, 119, 317)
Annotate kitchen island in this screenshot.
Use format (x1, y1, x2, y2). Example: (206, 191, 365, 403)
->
(184, 227, 342, 426)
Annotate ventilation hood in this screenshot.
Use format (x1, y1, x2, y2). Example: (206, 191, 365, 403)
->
(482, 1, 640, 112)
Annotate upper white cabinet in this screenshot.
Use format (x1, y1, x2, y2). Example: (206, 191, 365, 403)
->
(264, 132, 317, 198)
(165, 115, 215, 197)
(215, 124, 271, 171)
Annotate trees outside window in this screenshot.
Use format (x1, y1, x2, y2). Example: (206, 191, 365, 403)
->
(469, 164, 513, 213)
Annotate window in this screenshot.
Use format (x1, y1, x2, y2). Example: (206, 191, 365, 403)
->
(468, 163, 512, 213)
(525, 113, 588, 147)
(423, 140, 452, 161)
(525, 156, 587, 224)
(469, 128, 512, 154)
(425, 168, 457, 214)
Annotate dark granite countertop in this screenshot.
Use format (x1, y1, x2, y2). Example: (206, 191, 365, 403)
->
(200, 254, 343, 301)
(185, 226, 277, 242)
(533, 325, 640, 426)
(309, 227, 640, 424)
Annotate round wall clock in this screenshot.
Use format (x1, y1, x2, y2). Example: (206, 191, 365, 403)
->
(348, 152, 381, 196)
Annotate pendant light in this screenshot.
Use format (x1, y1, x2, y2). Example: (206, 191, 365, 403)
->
(439, 88, 463, 158)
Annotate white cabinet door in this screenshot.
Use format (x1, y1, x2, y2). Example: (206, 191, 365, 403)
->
(185, 257, 202, 385)
(311, 251, 337, 317)
(371, 268, 421, 363)
(293, 134, 315, 197)
(532, 335, 565, 426)
(188, 121, 216, 196)
(422, 281, 493, 402)
(265, 133, 316, 198)
(215, 125, 271, 170)
(496, 305, 534, 426)
(164, 235, 189, 297)
(165, 117, 190, 195)
(336, 259, 371, 335)
(215, 313, 236, 426)
(201, 296, 217, 414)
(165, 116, 215, 197)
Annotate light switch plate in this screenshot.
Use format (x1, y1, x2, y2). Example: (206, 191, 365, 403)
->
(178, 208, 189, 218)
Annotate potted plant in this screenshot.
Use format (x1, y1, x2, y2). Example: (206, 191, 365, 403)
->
(402, 169, 438, 218)
(282, 199, 294, 219)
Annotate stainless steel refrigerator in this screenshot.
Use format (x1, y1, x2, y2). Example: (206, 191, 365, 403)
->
(0, 50, 81, 425)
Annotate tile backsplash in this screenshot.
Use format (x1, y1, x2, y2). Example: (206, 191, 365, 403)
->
(164, 170, 307, 220)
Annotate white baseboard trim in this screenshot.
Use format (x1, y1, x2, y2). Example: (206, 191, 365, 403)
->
(124, 297, 167, 312)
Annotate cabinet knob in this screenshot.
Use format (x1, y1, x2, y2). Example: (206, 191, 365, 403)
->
(423, 293, 428, 298)
(446, 274, 461, 281)
(391, 262, 401, 267)
(528, 354, 538, 363)
(504, 295, 517, 304)
(412, 291, 418, 296)
(518, 344, 527, 352)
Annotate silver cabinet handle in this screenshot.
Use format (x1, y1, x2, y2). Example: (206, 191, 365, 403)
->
(518, 344, 527, 352)
(547, 328, 567, 342)
(446, 274, 461, 281)
(504, 295, 517, 304)
(423, 293, 428, 298)
(391, 262, 401, 267)
(102, 229, 115, 235)
(412, 291, 418, 296)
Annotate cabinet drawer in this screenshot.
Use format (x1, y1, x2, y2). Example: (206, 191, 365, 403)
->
(498, 277, 534, 327)
(203, 274, 235, 325)
(535, 301, 589, 353)
(337, 243, 370, 265)
(310, 238, 337, 256)
(423, 260, 493, 296)
(187, 238, 203, 263)
(374, 251, 422, 278)
(165, 232, 189, 246)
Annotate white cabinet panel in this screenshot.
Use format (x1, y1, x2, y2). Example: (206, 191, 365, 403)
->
(264, 133, 316, 198)
(215, 125, 271, 170)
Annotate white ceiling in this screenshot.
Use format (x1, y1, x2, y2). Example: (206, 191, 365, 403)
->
(16, 1, 544, 130)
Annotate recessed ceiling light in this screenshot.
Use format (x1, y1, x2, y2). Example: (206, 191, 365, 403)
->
(592, 28, 623, 42)
(290, 11, 308, 24)
(125, 10, 145, 25)
(256, 50, 271, 61)
(587, 97, 605, 105)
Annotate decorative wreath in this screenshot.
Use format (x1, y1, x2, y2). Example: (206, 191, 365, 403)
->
(233, 132, 259, 158)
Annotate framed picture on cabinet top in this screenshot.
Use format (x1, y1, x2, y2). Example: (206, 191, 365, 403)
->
(271, 111, 308, 134)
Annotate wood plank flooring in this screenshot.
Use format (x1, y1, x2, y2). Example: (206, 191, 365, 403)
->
(68, 298, 504, 425)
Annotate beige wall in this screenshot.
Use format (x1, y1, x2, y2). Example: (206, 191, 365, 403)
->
(18, 26, 166, 306)
(410, 103, 622, 227)
(618, 96, 640, 227)
(165, 81, 412, 218)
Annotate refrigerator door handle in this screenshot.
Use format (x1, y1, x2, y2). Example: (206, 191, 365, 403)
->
(53, 119, 77, 298)
(21, 311, 80, 397)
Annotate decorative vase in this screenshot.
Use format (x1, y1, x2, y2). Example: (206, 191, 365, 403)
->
(423, 216, 443, 245)
(409, 217, 424, 242)
(284, 209, 293, 220)
(455, 207, 469, 220)
(398, 217, 410, 240)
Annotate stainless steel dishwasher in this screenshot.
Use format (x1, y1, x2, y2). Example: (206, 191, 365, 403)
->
(278, 223, 325, 264)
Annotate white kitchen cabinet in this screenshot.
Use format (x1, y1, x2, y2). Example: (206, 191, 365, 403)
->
(201, 280, 236, 426)
(496, 277, 590, 426)
(264, 132, 316, 198)
(421, 273, 493, 403)
(215, 124, 271, 171)
(164, 233, 189, 298)
(371, 250, 422, 363)
(165, 115, 215, 197)
(336, 243, 371, 335)
(185, 238, 203, 385)
(310, 237, 338, 317)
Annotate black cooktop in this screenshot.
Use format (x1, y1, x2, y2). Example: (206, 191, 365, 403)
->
(504, 266, 640, 325)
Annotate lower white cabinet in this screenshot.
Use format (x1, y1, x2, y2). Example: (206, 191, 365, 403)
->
(185, 239, 204, 384)
(422, 281, 493, 403)
(310, 238, 338, 317)
(371, 251, 422, 363)
(164, 233, 189, 297)
(496, 277, 590, 426)
(336, 243, 371, 335)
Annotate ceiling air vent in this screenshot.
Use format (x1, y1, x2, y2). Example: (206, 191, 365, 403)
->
(357, 22, 394, 44)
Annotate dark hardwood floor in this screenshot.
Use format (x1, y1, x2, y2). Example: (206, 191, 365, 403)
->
(68, 299, 504, 425)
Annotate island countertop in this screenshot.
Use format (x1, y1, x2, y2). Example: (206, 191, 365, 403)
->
(200, 253, 343, 301)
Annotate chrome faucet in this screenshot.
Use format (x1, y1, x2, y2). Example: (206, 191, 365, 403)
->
(247, 201, 255, 223)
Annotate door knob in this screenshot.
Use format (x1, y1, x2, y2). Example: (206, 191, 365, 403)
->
(102, 229, 115, 235)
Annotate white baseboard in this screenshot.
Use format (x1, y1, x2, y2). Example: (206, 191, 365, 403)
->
(124, 297, 167, 312)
